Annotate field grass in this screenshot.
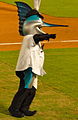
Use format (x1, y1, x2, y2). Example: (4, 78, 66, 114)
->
(0, 0, 78, 17)
(0, 48, 78, 120)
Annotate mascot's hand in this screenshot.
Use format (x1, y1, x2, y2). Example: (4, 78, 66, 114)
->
(33, 33, 56, 44)
(49, 34, 56, 39)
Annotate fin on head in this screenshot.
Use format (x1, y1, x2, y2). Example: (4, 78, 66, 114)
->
(15, 1, 32, 36)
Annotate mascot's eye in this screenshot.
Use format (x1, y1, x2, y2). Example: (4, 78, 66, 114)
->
(27, 22, 33, 25)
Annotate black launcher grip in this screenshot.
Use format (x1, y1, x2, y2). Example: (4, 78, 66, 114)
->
(48, 34, 56, 39)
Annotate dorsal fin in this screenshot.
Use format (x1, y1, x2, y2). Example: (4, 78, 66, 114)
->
(15, 2, 32, 36)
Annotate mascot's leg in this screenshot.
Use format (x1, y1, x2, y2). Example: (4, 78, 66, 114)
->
(20, 76, 38, 114)
(8, 84, 27, 117)
(8, 68, 37, 117)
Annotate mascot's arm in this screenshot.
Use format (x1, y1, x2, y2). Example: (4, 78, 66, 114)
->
(33, 34, 56, 44)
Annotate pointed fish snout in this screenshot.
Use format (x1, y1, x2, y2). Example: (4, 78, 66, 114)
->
(42, 22, 69, 27)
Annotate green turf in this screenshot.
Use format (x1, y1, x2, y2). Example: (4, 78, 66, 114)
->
(0, 48, 78, 120)
(0, 0, 78, 17)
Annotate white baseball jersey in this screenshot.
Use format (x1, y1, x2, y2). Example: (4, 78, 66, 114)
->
(16, 34, 46, 76)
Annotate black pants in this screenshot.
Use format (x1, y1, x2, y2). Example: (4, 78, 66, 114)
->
(9, 70, 36, 111)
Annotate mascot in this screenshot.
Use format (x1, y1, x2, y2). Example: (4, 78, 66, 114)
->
(8, 0, 68, 118)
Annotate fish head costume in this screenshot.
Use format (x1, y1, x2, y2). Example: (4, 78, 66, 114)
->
(15, 1, 68, 36)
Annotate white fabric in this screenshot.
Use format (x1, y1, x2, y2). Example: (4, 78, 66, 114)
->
(16, 35, 46, 76)
(32, 76, 38, 89)
(34, 0, 41, 11)
(29, 75, 38, 89)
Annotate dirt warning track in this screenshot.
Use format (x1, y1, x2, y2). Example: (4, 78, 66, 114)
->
(0, 2, 78, 51)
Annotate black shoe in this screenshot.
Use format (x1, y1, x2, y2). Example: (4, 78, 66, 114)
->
(21, 110, 37, 116)
(8, 107, 24, 118)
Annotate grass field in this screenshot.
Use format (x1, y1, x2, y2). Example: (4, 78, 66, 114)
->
(0, 1, 78, 119)
(0, 0, 78, 17)
(0, 48, 78, 120)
